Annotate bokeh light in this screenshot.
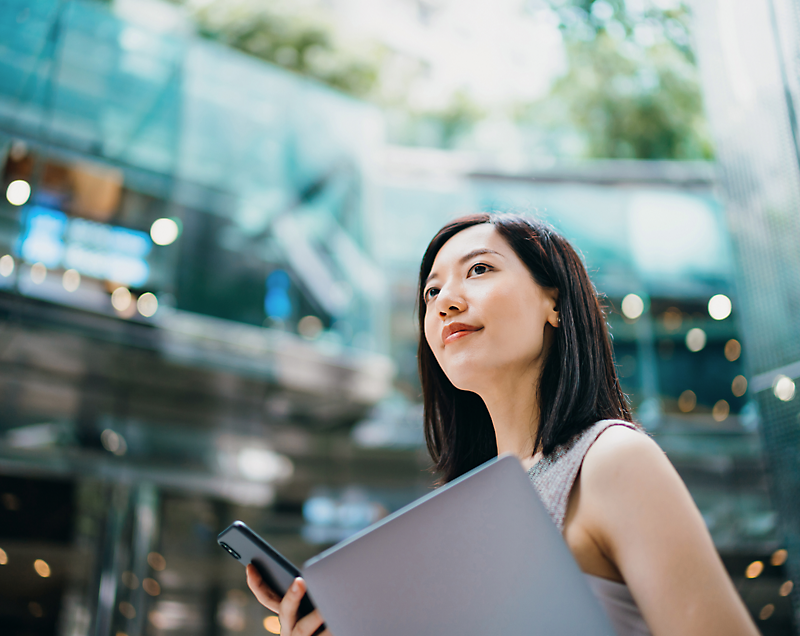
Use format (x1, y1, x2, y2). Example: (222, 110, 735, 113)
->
(30, 262, 46, 285)
(661, 307, 682, 331)
(0, 255, 14, 277)
(724, 339, 741, 361)
(121, 571, 139, 589)
(707, 294, 732, 320)
(137, 292, 158, 317)
(101, 429, 127, 456)
(771, 549, 788, 566)
(759, 604, 774, 620)
(773, 375, 796, 402)
(6, 179, 31, 206)
(0, 547, 7, 565)
(111, 287, 132, 312)
(685, 328, 706, 352)
(621, 293, 644, 319)
(678, 390, 696, 413)
(150, 218, 180, 246)
(119, 602, 136, 619)
(731, 375, 747, 397)
(264, 616, 280, 634)
(712, 400, 729, 422)
(746, 560, 764, 578)
(298, 315, 323, 339)
(33, 559, 51, 578)
(62, 269, 80, 292)
(143, 578, 161, 596)
(779, 581, 794, 596)
(147, 552, 166, 571)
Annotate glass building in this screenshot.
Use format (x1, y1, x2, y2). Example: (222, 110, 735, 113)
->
(0, 0, 796, 635)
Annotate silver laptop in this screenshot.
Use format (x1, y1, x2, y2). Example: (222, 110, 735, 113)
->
(303, 454, 617, 636)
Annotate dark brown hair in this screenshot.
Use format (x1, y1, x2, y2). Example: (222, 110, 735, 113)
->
(417, 213, 631, 483)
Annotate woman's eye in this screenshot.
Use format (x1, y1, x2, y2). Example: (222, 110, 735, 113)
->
(424, 287, 439, 302)
(469, 263, 491, 276)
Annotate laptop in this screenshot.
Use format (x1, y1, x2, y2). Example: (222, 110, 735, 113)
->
(302, 454, 617, 636)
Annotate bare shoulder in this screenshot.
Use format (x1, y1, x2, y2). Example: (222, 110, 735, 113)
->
(580, 424, 672, 494)
(577, 424, 693, 555)
(576, 424, 760, 636)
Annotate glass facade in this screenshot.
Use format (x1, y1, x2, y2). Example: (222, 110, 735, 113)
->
(0, 0, 795, 635)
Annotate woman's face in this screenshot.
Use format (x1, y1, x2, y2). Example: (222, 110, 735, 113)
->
(423, 224, 559, 394)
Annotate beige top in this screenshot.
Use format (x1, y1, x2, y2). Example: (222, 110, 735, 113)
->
(528, 419, 653, 636)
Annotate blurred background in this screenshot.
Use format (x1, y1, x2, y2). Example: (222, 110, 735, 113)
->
(0, 0, 799, 634)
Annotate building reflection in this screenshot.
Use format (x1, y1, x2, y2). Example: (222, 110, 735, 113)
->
(0, 0, 795, 635)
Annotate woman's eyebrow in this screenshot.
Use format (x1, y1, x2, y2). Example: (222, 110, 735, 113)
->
(425, 248, 504, 286)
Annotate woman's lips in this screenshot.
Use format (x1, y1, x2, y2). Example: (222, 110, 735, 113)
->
(442, 323, 482, 345)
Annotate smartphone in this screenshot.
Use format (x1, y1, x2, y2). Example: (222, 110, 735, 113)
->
(218, 520, 316, 620)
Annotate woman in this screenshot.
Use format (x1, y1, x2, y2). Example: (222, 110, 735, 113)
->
(248, 213, 760, 636)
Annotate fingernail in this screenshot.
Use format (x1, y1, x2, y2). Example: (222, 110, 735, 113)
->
(291, 579, 301, 593)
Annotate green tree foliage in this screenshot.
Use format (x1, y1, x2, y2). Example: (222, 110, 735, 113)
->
(175, 0, 383, 98)
(528, 0, 713, 159)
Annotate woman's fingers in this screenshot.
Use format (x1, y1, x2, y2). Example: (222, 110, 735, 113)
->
(293, 609, 326, 636)
(245, 564, 281, 613)
(278, 577, 309, 635)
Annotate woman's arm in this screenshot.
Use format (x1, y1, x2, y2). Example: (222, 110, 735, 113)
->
(579, 426, 760, 636)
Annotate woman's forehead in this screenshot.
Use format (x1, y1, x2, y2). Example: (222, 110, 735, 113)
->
(431, 224, 506, 267)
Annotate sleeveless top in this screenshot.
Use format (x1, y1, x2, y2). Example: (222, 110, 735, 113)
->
(527, 419, 653, 636)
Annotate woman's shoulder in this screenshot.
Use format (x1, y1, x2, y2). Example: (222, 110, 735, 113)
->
(579, 423, 679, 514)
(583, 423, 661, 469)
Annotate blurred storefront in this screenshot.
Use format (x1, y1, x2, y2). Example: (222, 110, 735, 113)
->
(0, 0, 796, 635)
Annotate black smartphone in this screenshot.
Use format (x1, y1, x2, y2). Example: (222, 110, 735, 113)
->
(218, 520, 316, 620)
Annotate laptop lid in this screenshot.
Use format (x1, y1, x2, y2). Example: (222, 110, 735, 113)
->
(302, 454, 617, 636)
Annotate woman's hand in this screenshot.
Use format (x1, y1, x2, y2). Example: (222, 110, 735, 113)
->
(246, 564, 332, 636)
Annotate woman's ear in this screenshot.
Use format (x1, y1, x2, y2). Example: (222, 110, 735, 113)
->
(545, 288, 559, 328)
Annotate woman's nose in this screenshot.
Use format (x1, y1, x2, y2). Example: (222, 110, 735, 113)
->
(436, 285, 465, 317)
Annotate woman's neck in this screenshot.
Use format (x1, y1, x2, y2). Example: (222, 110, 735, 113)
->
(477, 372, 541, 470)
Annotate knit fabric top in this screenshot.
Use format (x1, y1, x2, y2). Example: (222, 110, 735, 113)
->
(527, 418, 640, 531)
(527, 419, 653, 636)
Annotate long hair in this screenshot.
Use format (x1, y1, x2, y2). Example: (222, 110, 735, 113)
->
(417, 213, 632, 484)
